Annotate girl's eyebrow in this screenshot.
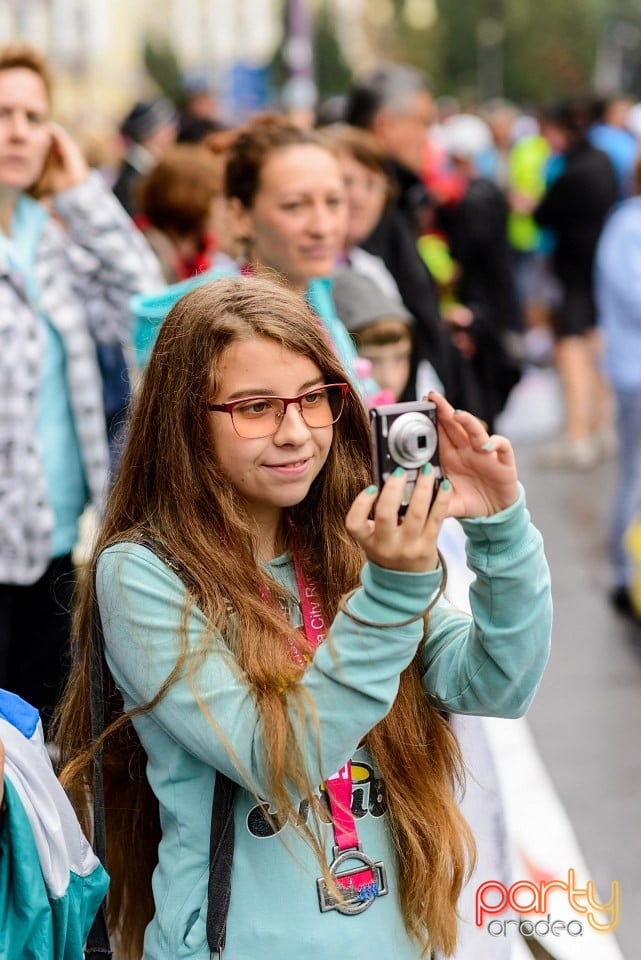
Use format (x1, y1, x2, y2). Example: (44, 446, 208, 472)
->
(224, 377, 325, 401)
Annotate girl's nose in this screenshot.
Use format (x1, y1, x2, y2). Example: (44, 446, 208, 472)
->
(273, 402, 311, 442)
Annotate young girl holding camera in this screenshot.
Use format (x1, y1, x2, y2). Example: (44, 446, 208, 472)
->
(56, 276, 551, 960)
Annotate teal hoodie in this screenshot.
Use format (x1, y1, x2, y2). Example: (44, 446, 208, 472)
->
(95, 488, 551, 959)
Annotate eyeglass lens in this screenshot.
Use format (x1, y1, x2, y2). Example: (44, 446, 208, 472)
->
(232, 386, 344, 438)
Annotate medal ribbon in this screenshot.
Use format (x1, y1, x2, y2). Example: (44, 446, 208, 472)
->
(261, 525, 383, 909)
(289, 545, 359, 851)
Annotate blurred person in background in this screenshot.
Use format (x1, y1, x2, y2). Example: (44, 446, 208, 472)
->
(131, 114, 379, 398)
(327, 123, 444, 400)
(534, 96, 618, 469)
(0, 42, 162, 735)
(176, 79, 218, 137)
(506, 109, 556, 365)
(112, 96, 177, 217)
(135, 142, 234, 283)
(0, 688, 109, 957)
(106, 96, 177, 467)
(595, 154, 641, 622)
(327, 124, 397, 294)
(479, 97, 520, 188)
(332, 268, 422, 400)
(435, 113, 523, 431)
(590, 92, 637, 200)
(345, 63, 452, 393)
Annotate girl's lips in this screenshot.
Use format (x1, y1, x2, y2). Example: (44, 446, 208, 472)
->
(264, 458, 311, 476)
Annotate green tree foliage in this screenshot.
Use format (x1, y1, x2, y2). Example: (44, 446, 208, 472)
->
(502, 0, 601, 103)
(368, 0, 610, 105)
(270, 1, 353, 104)
(432, 0, 603, 102)
(143, 36, 184, 108)
(387, 0, 440, 79)
(314, 1, 353, 99)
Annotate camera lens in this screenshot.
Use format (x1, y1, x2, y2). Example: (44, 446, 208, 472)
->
(388, 412, 437, 469)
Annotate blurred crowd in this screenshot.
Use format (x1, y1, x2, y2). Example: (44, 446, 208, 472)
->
(109, 64, 641, 626)
(2, 43, 641, 736)
(0, 39, 636, 960)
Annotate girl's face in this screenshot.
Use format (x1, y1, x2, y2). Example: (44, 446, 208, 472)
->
(339, 151, 388, 248)
(208, 337, 334, 534)
(359, 335, 412, 401)
(232, 144, 347, 290)
(0, 68, 51, 192)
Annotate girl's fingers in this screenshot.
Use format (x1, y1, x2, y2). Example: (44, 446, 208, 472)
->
(484, 434, 516, 466)
(345, 485, 378, 540)
(426, 393, 471, 449)
(371, 469, 412, 533)
(452, 409, 490, 446)
(426, 477, 452, 529)
(346, 471, 454, 572)
(346, 469, 409, 540)
(402, 463, 437, 532)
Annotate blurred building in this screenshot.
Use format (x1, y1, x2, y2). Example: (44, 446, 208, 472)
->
(0, 0, 280, 135)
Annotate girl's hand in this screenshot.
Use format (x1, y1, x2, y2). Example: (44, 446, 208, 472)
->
(345, 464, 451, 572)
(427, 391, 518, 518)
(37, 123, 89, 195)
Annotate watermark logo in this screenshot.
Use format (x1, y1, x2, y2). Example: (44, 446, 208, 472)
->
(475, 869, 620, 938)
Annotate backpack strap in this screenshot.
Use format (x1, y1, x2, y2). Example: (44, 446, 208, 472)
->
(86, 537, 236, 958)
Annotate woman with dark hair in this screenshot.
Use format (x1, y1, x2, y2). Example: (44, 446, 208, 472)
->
(57, 276, 551, 960)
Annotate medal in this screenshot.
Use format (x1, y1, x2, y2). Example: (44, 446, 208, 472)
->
(314, 760, 388, 916)
(317, 843, 389, 915)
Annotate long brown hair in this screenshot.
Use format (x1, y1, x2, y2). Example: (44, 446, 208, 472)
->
(55, 276, 474, 958)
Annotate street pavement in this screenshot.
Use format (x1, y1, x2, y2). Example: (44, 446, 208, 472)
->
(495, 366, 641, 959)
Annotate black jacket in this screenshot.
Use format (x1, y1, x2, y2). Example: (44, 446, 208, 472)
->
(361, 161, 451, 392)
(535, 142, 618, 287)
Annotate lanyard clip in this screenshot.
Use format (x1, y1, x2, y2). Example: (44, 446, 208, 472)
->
(332, 842, 362, 859)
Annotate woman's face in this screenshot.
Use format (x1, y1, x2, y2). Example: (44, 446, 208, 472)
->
(208, 337, 334, 532)
(233, 144, 347, 289)
(0, 68, 51, 192)
(339, 151, 388, 248)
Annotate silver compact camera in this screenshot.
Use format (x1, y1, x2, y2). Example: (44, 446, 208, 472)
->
(370, 400, 441, 513)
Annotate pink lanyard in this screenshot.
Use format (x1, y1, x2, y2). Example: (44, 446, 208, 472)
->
(262, 528, 389, 914)
(260, 529, 357, 851)
(289, 548, 359, 852)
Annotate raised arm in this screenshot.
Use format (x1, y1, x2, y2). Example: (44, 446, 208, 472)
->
(97, 544, 438, 800)
(44, 123, 163, 345)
